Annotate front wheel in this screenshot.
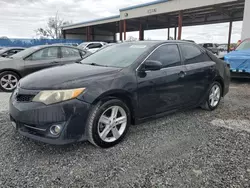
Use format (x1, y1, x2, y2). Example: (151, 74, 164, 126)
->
(0, 71, 20, 92)
(201, 82, 222, 111)
(87, 99, 131, 148)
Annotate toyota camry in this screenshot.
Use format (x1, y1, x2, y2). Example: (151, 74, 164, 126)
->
(9, 41, 230, 148)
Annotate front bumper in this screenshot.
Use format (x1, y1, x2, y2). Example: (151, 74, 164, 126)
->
(9, 89, 91, 145)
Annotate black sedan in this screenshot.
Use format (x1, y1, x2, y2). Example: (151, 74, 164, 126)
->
(9, 41, 230, 148)
(0, 47, 25, 58)
(0, 45, 89, 92)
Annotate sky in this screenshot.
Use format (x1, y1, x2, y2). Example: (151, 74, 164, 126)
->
(0, 0, 243, 43)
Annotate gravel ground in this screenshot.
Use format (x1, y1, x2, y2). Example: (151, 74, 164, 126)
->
(0, 80, 250, 187)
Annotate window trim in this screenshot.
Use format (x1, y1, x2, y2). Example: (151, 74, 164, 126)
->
(136, 43, 183, 72)
(24, 46, 60, 61)
(59, 46, 83, 59)
(178, 43, 210, 65)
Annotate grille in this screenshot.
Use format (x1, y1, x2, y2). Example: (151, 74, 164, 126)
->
(16, 94, 35, 102)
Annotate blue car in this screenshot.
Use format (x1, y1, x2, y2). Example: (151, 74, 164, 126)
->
(224, 39, 250, 78)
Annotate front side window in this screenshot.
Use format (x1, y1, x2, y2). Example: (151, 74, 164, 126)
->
(236, 40, 250, 51)
(147, 44, 181, 68)
(180, 44, 211, 65)
(61, 47, 82, 58)
(28, 47, 59, 61)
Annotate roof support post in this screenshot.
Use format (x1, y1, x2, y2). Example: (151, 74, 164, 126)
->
(119, 21, 123, 41)
(178, 11, 183, 40)
(167, 17, 170, 40)
(123, 20, 127, 41)
(62, 30, 66, 39)
(86, 26, 90, 41)
(139, 23, 144, 41)
(89, 26, 93, 41)
(227, 20, 233, 53)
(168, 28, 170, 40)
(174, 27, 177, 40)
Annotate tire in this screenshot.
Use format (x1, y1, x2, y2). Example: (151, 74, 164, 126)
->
(0, 71, 20, 92)
(201, 81, 222, 111)
(86, 99, 131, 148)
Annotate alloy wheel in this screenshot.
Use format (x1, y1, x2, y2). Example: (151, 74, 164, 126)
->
(0, 74, 18, 91)
(209, 84, 221, 107)
(98, 106, 127, 143)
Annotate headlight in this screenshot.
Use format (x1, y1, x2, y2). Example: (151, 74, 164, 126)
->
(32, 88, 85, 105)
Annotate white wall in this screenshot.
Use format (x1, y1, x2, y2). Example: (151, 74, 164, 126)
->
(241, 0, 250, 40)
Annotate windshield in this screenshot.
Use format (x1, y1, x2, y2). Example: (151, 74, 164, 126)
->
(78, 43, 88, 48)
(80, 43, 152, 68)
(10, 46, 41, 59)
(236, 40, 250, 51)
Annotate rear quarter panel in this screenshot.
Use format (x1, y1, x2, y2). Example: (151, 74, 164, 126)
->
(207, 50, 230, 96)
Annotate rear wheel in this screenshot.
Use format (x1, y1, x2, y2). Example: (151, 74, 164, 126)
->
(201, 82, 222, 111)
(0, 71, 20, 92)
(87, 99, 130, 148)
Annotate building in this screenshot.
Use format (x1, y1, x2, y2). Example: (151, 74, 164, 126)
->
(61, 0, 248, 51)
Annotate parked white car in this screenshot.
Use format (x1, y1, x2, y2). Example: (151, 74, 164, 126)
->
(78, 42, 107, 53)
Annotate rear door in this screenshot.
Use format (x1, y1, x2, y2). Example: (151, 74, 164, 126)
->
(60, 47, 85, 64)
(179, 43, 216, 106)
(137, 44, 186, 118)
(23, 47, 61, 76)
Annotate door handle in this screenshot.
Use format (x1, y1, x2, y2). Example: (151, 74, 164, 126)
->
(178, 71, 186, 78)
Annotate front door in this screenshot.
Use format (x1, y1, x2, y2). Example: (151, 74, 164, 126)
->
(136, 44, 186, 118)
(23, 47, 61, 76)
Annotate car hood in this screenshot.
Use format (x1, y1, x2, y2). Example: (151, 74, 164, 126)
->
(19, 63, 122, 90)
(224, 49, 250, 71)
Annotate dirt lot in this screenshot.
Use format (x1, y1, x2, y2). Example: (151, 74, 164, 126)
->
(0, 80, 250, 188)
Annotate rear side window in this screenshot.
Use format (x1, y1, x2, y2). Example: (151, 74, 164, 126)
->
(147, 44, 181, 68)
(203, 43, 213, 48)
(87, 43, 103, 49)
(28, 47, 59, 61)
(61, 47, 82, 58)
(180, 44, 211, 65)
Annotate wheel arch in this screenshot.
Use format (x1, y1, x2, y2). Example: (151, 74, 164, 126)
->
(0, 69, 22, 79)
(213, 76, 224, 96)
(92, 90, 137, 124)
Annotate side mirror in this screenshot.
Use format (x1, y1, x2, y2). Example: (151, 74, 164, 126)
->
(143, 60, 162, 71)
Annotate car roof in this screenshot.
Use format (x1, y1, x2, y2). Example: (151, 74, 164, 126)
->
(1, 47, 26, 50)
(80, 41, 105, 44)
(31, 44, 85, 50)
(116, 40, 198, 45)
